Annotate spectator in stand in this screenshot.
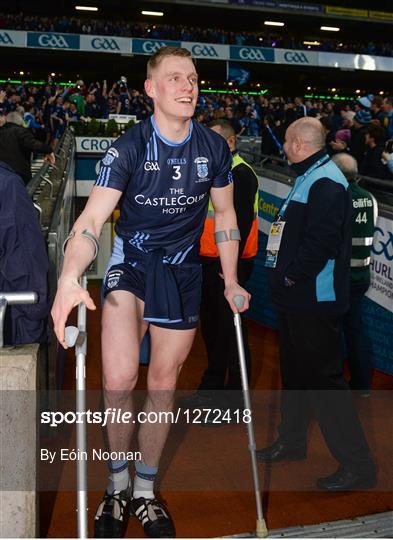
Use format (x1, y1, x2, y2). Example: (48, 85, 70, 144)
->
(382, 96, 393, 138)
(320, 116, 336, 156)
(51, 96, 68, 145)
(0, 90, 10, 116)
(84, 93, 100, 118)
(335, 128, 351, 148)
(108, 97, 118, 115)
(224, 106, 244, 135)
(240, 105, 260, 136)
(371, 96, 386, 126)
(117, 85, 131, 115)
(69, 82, 86, 116)
(382, 146, 393, 176)
(0, 112, 55, 185)
(68, 102, 81, 122)
(348, 110, 371, 164)
(355, 94, 373, 112)
(90, 80, 109, 119)
(293, 97, 307, 119)
(3, 11, 393, 56)
(360, 124, 393, 180)
(24, 103, 44, 130)
(261, 114, 284, 157)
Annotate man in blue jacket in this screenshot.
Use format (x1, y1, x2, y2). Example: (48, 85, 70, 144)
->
(256, 117, 376, 491)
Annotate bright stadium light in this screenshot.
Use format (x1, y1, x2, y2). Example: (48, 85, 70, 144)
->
(142, 10, 164, 16)
(321, 26, 340, 32)
(303, 41, 320, 46)
(264, 21, 285, 27)
(75, 5, 98, 11)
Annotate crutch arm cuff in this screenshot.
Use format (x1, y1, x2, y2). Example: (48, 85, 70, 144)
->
(62, 229, 99, 260)
(214, 229, 241, 244)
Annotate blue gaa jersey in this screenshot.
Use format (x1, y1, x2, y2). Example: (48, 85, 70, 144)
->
(95, 116, 233, 263)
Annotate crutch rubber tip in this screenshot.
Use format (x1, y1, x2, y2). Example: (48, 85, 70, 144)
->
(64, 325, 79, 347)
(256, 519, 268, 538)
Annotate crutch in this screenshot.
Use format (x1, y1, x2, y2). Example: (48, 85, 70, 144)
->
(64, 274, 89, 539)
(233, 295, 268, 538)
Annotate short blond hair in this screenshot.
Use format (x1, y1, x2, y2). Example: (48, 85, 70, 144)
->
(146, 46, 194, 78)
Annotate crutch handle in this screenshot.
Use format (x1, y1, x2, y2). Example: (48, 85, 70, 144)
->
(233, 295, 245, 310)
(65, 324, 87, 350)
(65, 325, 79, 347)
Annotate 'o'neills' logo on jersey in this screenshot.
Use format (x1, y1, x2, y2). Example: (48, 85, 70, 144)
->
(167, 158, 187, 165)
(194, 156, 209, 182)
(144, 161, 160, 171)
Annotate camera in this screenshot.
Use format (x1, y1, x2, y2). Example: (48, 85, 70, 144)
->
(118, 76, 128, 88)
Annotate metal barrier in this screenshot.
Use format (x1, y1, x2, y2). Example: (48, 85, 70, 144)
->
(26, 129, 76, 405)
(238, 147, 393, 207)
(0, 292, 38, 348)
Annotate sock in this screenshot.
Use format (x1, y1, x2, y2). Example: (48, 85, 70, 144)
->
(133, 460, 158, 500)
(107, 459, 130, 494)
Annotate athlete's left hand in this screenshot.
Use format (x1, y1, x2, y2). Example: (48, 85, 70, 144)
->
(224, 282, 251, 313)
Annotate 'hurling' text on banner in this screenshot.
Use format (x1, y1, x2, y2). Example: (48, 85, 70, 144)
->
(366, 215, 393, 313)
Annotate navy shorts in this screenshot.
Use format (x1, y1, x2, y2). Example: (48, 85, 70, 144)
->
(102, 262, 202, 330)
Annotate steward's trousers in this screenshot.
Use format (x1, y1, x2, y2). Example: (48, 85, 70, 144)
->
(277, 311, 375, 475)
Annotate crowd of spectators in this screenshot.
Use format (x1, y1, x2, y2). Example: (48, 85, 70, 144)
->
(0, 79, 153, 145)
(0, 78, 392, 179)
(197, 92, 393, 179)
(1, 12, 393, 57)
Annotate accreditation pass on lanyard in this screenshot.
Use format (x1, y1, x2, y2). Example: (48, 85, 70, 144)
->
(265, 219, 285, 268)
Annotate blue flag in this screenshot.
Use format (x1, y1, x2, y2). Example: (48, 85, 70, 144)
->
(227, 62, 250, 86)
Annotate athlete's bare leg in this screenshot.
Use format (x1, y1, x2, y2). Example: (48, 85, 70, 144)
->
(138, 325, 196, 467)
(101, 290, 149, 454)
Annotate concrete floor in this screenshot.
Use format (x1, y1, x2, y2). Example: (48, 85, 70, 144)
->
(40, 285, 393, 538)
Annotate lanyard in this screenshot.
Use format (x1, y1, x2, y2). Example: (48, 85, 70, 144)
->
(278, 155, 330, 219)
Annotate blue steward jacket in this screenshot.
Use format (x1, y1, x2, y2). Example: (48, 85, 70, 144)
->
(268, 150, 352, 316)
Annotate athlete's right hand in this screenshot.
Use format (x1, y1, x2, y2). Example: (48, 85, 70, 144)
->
(51, 277, 96, 349)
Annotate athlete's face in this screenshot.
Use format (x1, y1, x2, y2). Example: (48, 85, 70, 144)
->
(145, 56, 198, 120)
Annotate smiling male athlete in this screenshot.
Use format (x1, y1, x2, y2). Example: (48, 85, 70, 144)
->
(51, 46, 249, 538)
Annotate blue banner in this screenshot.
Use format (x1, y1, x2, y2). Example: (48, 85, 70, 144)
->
(27, 32, 80, 50)
(75, 158, 99, 181)
(132, 38, 181, 55)
(363, 298, 393, 375)
(226, 62, 250, 85)
(230, 45, 274, 63)
(277, 1, 323, 12)
(229, 0, 323, 12)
